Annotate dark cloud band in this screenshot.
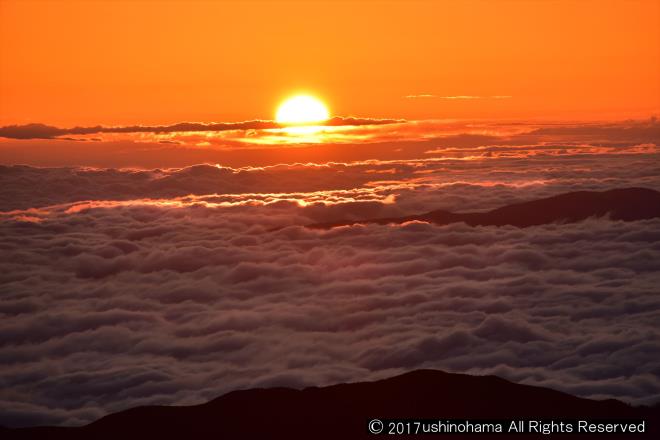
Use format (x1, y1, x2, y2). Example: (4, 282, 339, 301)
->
(0, 117, 404, 140)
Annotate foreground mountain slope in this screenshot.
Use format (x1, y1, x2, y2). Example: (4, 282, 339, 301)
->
(309, 187, 660, 229)
(6, 369, 659, 439)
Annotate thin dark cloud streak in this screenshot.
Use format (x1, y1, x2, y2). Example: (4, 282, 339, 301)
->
(404, 94, 513, 99)
(0, 117, 404, 140)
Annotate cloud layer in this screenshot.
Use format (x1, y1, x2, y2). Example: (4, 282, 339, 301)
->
(2, 144, 659, 213)
(0, 118, 657, 168)
(1, 203, 659, 427)
(0, 117, 403, 140)
(1, 119, 659, 427)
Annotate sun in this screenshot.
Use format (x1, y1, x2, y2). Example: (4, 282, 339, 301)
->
(276, 95, 330, 125)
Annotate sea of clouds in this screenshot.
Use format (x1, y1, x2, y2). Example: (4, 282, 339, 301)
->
(1, 131, 659, 427)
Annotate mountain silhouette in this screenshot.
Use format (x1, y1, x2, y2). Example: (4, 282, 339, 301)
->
(5, 369, 658, 439)
(309, 187, 660, 229)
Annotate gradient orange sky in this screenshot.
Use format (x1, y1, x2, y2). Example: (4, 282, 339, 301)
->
(1, 0, 658, 126)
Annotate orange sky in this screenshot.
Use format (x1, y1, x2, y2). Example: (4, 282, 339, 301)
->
(1, 0, 658, 126)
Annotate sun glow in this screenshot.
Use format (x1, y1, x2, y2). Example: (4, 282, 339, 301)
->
(276, 95, 330, 125)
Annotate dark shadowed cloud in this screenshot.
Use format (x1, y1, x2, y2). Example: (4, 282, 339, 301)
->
(0, 117, 404, 140)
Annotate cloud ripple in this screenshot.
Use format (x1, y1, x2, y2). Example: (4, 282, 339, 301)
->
(0, 200, 659, 427)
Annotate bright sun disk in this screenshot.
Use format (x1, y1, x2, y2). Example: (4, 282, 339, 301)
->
(276, 95, 329, 125)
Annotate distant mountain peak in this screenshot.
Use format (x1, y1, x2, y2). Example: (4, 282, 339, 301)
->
(8, 369, 659, 439)
(309, 188, 660, 229)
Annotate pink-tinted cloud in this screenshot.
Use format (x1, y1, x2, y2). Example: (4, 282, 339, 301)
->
(1, 118, 659, 428)
(1, 202, 659, 427)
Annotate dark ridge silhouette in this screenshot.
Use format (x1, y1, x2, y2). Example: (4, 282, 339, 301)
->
(308, 188, 660, 229)
(6, 370, 659, 439)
